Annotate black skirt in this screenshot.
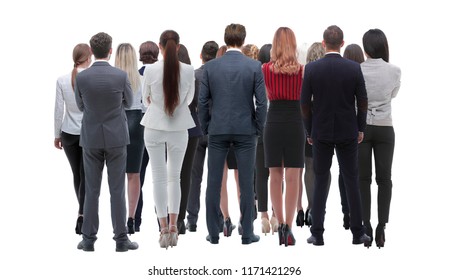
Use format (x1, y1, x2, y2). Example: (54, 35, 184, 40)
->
(263, 100, 305, 168)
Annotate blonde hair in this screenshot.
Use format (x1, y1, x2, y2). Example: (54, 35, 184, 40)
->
(270, 27, 300, 75)
(242, 44, 259, 60)
(306, 42, 325, 63)
(114, 43, 141, 92)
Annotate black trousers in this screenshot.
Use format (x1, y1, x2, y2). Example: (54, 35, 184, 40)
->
(255, 136, 269, 212)
(135, 147, 149, 225)
(358, 125, 395, 225)
(186, 136, 208, 226)
(178, 136, 200, 222)
(311, 138, 365, 239)
(60, 131, 85, 215)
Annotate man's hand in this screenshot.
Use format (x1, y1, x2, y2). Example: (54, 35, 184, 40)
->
(307, 137, 313, 145)
(358, 132, 364, 144)
(54, 138, 62, 149)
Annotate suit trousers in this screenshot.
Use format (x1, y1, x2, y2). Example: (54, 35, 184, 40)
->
(82, 146, 128, 242)
(358, 125, 395, 224)
(186, 135, 208, 226)
(206, 134, 257, 240)
(144, 128, 188, 218)
(311, 138, 364, 239)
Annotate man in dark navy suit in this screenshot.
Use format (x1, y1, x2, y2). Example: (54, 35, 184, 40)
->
(300, 25, 370, 246)
(199, 23, 267, 245)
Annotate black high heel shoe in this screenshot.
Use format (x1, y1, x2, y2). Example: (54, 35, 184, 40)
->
(283, 224, 296, 247)
(127, 217, 135, 235)
(278, 224, 285, 245)
(296, 210, 305, 227)
(305, 209, 312, 226)
(364, 222, 373, 248)
(135, 218, 141, 232)
(375, 224, 385, 248)
(343, 213, 350, 230)
(223, 217, 235, 237)
(75, 216, 83, 235)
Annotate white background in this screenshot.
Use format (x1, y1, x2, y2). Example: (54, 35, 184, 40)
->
(0, 0, 447, 279)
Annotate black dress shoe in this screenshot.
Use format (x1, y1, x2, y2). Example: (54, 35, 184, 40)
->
(306, 235, 324, 246)
(75, 216, 83, 235)
(242, 234, 260, 245)
(186, 222, 197, 232)
(116, 239, 139, 252)
(352, 233, 371, 245)
(77, 239, 94, 251)
(206, 235, 219, 244)
(177, 220, 186, 235)
(127, 217, 135, 235)
(343, 214, 350, 230)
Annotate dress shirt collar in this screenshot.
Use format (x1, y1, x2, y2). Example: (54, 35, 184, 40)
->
(325, 51, 341, 56)
(93, 59, 110, 64)
(226, 47, 242, 53)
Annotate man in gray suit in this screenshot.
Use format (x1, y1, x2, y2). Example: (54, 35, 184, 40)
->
(199, 24, 267, 245)
(75, 32, 138, 252)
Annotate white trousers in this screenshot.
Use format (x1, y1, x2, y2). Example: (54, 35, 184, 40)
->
(144, 128, 188, 218)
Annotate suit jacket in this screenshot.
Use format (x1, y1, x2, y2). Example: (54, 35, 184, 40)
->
(75, 61, 133, 148)
(140, 60, 195, 131)
(300, 53, 367, 141)
(198, 50, 267, 136)
(187, 65, 206, 137)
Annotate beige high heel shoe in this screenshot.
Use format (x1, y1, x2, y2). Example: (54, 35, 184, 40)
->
(261, 217, 271, 236)
(169, 225, 178, 247)
(270, 216, 279, 235)
(159, 227, 170, 249)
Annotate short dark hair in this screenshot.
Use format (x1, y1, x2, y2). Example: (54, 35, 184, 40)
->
(201, 41, 219, 62)
(363, 29, 389, 62)
(323, 25, 343, 50)
(139, 41, 159, 64)
(258, 43, 272, 64)
(224, 23, 246, 47)
(89, 32, 112, 59)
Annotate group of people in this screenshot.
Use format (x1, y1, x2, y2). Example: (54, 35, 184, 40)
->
(54, 23, 401, 251)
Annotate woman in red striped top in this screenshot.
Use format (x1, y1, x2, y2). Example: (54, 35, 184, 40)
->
(262, 27, 305, 247)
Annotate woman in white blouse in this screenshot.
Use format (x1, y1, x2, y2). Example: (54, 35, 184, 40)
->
(141, 30, 195, 249)
(54, 43, 91, 235)
(359, 29, 401, 248)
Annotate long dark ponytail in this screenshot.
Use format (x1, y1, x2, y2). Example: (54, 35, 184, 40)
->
(160, 30, 180, 117)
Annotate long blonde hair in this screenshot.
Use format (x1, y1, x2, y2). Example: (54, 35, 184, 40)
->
(115, 43, 141, 92)
(270, 27, 301, 74)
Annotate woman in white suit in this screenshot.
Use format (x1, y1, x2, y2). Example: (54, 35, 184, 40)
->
(140, 30, 195, 249)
